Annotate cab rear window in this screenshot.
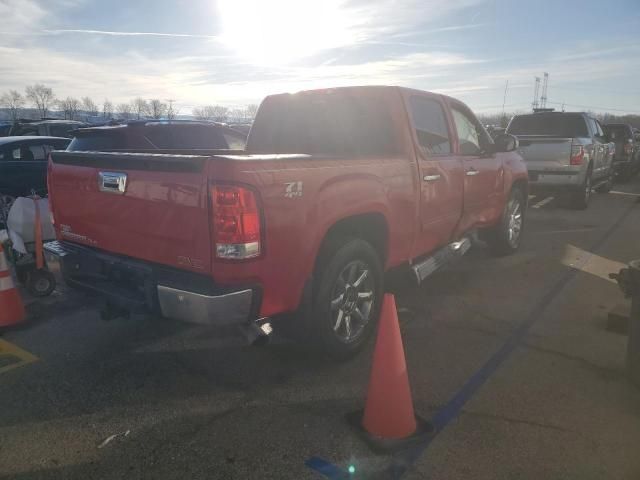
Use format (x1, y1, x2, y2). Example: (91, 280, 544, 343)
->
(247, 91, 399, 156)
(507, 114, 588, 137)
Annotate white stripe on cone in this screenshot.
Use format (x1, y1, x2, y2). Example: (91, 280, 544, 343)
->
(0, 276, 15, 292)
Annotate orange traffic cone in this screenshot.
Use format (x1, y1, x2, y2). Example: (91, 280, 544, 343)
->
(348, 293, 431, 452)
(0, 243, 26, 328)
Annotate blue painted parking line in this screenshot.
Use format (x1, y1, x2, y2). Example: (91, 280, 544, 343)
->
(305, 456, 348, 479)
(306, 199, 635, 479)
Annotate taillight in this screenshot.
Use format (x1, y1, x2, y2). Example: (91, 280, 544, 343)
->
(624, 143, 633, 155)
(570, 145, 584, 165)
(212, 185, 261, 260)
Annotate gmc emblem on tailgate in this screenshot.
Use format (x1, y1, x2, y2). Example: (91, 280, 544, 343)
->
(98, 171, 128, 194)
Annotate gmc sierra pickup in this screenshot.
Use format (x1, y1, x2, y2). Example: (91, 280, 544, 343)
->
(45, 86, 528, 358)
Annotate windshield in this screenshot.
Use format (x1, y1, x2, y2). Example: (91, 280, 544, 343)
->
(507, 114, 589, 137)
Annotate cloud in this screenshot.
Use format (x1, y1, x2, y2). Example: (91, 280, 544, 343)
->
(43, 29, 220, 39)
(0, 0, 46, 34)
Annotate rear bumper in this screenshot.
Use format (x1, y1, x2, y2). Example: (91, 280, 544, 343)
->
(527, 169, 585, 189)
(44, 241, 259, 326)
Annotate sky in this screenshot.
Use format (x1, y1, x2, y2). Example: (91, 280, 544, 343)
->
(1, 0, 640, 115)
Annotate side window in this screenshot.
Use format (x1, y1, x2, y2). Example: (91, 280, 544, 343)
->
(28, 145, 46, 160)
(452, 108, 482, 155)
(408, 96, 451, 154)
(587, 118, 598, 137)
(594, 121, 605, 138)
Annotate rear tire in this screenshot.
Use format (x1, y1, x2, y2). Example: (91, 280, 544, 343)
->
(312, 238, 383, 360)
(482, 187, 526, 256)
(570, 168, 592, 209)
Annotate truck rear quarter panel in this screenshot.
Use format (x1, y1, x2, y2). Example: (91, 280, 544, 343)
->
(209, 154, 417, 318)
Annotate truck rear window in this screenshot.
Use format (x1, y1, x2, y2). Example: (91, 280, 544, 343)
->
(247, 92, 399, 156)
(507, 114, 588, 138)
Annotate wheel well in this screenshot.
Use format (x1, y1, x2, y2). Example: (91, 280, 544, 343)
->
(315, 213, 389, 270)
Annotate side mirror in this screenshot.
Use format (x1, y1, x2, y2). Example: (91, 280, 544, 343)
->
(494, 133, 519, 153)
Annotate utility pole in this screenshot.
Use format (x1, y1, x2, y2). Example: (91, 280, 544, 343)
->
(532, 76, 541, 110)
(166, 99, 177, 121)
(540, 72, 549, 108)
(501, 80, 509, 127)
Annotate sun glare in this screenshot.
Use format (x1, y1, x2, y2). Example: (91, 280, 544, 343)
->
(217, 0, 359, 65)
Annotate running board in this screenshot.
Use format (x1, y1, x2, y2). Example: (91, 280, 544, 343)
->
(412, 237, 472, 284)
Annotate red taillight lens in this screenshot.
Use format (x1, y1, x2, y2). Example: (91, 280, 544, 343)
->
(624, 143, 633, 155)
(570, 145, 584, 165)
(212, 185, 261, 259)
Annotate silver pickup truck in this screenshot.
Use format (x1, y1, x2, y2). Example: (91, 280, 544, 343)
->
(506, 111, 614, 209)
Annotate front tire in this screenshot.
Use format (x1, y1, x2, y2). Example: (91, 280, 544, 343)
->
(312, 238, 383, 360)
(483, 187, 525, 256)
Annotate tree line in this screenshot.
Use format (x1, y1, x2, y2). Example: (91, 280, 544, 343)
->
(0, 83, 258, 123)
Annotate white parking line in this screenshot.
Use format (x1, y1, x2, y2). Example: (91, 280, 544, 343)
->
(610, 190, 640, 197)
(531, 196, 555, 209)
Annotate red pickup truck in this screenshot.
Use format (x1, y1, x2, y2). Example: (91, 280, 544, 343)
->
(45, 86, 527, 358)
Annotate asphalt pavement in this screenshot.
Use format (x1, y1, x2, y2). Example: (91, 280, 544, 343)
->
(1, 180, 640, 480)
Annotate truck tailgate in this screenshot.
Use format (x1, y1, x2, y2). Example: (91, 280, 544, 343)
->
(49, 151, 213, 274)
(516, 136, 573, 170)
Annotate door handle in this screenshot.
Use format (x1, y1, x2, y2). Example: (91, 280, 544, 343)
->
(423, 174, 441, 182)
(465, 169, 479, 176)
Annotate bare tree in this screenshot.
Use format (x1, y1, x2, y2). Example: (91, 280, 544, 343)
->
(228, 108, 246, 122)
(116, 103, 132, 120)
(245, 104, 258, 120)
(193, 105, 229, 122)
(58, 97, 81, 120)
(192, 106, 209, 120)
(147, 99, 167, 119)
(166, 99, 179, 121)
(131, 97, 148, 120)
(81, 97, 99, 117)
(102, 99, 114, 119)
(0, 90, 25, 122)
(25, 83, 55, 118)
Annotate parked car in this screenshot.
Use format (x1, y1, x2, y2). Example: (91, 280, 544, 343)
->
(602, 123, 639, 180)
(0, 136, 70, 225)
(46, 86, 527, 358)
(66, 120, 247, 152)
(0, 136, 70, 198)
(8, 120, 88, 138)
(506, 111, 614, 209)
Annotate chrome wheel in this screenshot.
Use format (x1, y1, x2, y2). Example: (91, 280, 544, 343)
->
(330, 260, 375, 344)
(507, 199, 523, 248)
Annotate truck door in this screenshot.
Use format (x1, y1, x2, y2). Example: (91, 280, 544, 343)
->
(450, 103, 503, 231)
(405, 93, 464, 258)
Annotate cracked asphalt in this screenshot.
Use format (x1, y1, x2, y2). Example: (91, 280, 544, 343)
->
(1, 180, 640, 479)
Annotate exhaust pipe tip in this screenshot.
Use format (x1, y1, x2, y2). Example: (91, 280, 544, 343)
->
(245, 320, 273, 347)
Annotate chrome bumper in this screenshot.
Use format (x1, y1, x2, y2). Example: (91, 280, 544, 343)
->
(157, 285, 253, 326)
(44, 241, 256, 327)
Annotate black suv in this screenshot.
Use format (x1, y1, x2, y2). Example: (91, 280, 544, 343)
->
(67, 121, 247, 152)
(603, 123, 639, 180)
